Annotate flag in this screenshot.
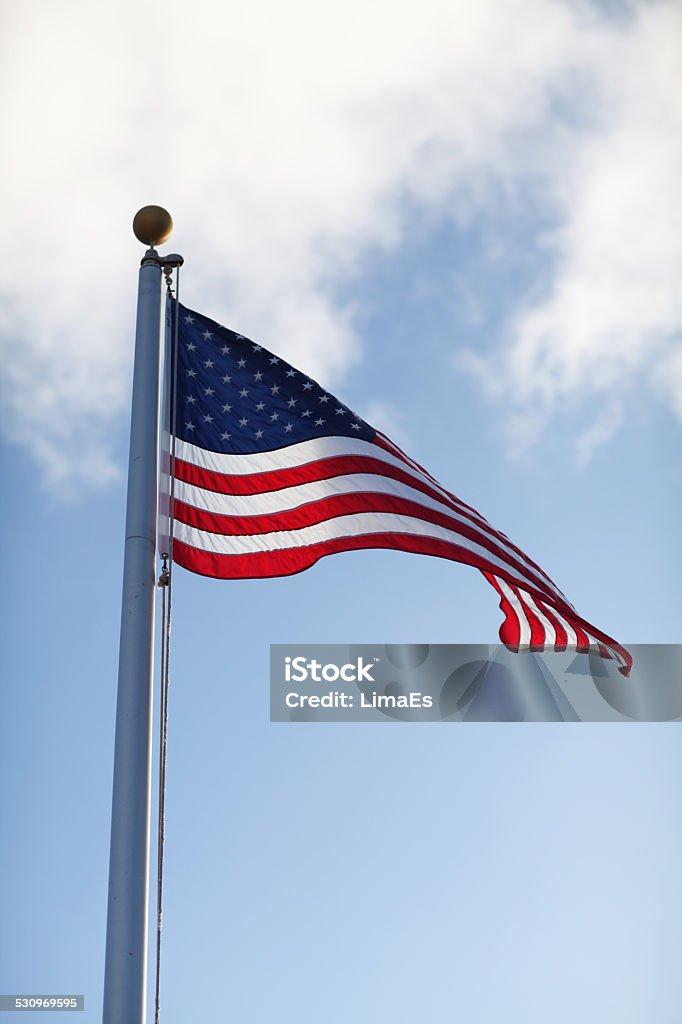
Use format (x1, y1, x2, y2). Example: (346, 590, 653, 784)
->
(163, 300, 632, 676)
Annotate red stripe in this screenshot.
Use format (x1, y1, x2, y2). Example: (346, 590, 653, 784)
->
(571, 621, 591, 650)
(534, 598, 568, 650)
(485, 572, 521, 648)
(175, 451, 475, 506)
(173, 532, 538, 586)
(509, 583, 545, 647)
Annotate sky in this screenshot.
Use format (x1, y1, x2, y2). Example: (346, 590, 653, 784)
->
(1, 0, 681, 1021)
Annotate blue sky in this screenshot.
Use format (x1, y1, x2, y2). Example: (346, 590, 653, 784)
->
(1, 0, 681, 1021)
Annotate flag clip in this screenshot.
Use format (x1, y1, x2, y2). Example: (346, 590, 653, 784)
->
(161, 253, 184, 294)
(158, 554, 170, 588)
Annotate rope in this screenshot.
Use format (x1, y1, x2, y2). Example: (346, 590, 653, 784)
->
(154, 265, 181, 1024)
(155, 566, 170, 1024)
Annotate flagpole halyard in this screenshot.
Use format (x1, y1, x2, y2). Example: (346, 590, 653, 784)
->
(102, 208, 173, 1024)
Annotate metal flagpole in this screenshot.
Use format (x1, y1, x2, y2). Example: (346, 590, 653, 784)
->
(102, 207, 173, 1024)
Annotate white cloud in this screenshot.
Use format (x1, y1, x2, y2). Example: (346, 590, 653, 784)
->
(456, 2, 682, 457)
(575, 402, 624, 468)
(1, 0, 680, 491)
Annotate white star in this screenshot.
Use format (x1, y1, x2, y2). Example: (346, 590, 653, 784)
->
(253, 371, 263, 382)
(202, 330, 213, 341)
(204, 358, 214, 369)
(222, 373, 232, 384)
(186, 395, 196, 404)
(185, 421, 195, 431)
(288, 398, 297, 408)
(237, 358, 247, 368)
(252, 344, 262, 353)
(284, 422, 294, 433)
(255, 429, 264, 439)
(204, 387, 214, 396)
(222, 402, 232, 413)
(350, 422, 361, 431)
(319, 394, 330, 403)
(221, 345, 231, 356)
(269, 356, 279, 365)
(183, 315, 194, 324)
(335, 407, 345, 415)
(186, 342, 196, 352)
(270, 412, 279, 421)
(186, 369, 196, 378)
(239, 417, 248, 427)
(239, 388, 249, 398)
(221, 431, 231, 441)
(203, 413, 214, 423)
(302, 381, 313, 390)
(270, 385, 280, 395)
(234, 333, 246, 341)
(315, 418, 325, 427)
(301, 410, 311, 418)
(255, 401, 265, 411)
(286, 369, 296, 378)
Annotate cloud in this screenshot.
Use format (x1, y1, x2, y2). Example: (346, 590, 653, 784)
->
(1, 0, 680, 492)
(455, 1, 682, 457)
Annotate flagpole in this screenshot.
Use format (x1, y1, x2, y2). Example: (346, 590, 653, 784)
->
(103, 207, 173, 1024)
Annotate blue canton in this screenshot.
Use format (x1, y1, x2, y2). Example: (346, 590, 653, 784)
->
(172, 302, 375, 455)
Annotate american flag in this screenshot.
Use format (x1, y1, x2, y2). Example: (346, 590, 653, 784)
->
(163, 300, 632, 676)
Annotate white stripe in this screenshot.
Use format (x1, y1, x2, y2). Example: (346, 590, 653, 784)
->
(520, 590, 556, 646)
(172, 510, 556, 586)
(174, 435, 404, 476)
(539, 601, 579, 649)
(495, 577, 532, 646)
(173, 472, 442, 516)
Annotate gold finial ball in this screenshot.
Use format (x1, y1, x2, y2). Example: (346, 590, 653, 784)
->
(132, 205, 173, 247)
